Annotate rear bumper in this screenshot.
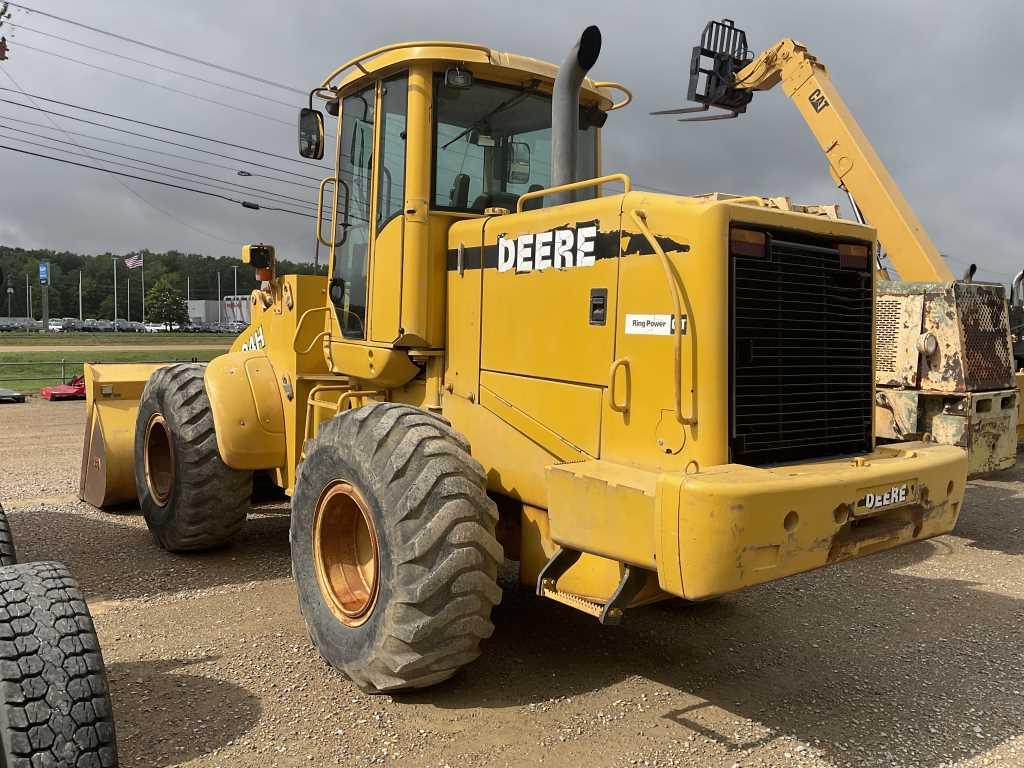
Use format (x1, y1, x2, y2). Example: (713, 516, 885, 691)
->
(660, 442, 966, 599)
(547, 441, 967, 602)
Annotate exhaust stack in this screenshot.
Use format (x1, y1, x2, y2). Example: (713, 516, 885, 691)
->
(550, 25, 601, 205)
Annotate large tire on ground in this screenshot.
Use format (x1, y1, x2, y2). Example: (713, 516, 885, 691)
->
(0, 504, 17, 567)
(0, 561, 117, 767)
(291, 403, 503, 693)
(134, 363, 251, 552)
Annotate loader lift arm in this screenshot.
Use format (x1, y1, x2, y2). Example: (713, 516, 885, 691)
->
(660, 21, 953, 282)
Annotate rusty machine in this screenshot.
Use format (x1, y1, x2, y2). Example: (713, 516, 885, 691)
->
(654, 20, 1018, 477)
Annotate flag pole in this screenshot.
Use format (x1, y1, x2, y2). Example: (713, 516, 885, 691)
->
(141, 260, 146, 324)
(112, 256, 117, 330)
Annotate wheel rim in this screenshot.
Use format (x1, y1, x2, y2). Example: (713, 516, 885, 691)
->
(312, 481, 380, 626)
(143, 413, 174, 505)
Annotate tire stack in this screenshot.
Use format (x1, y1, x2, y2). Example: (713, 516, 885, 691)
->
(0, 502, 118, 767)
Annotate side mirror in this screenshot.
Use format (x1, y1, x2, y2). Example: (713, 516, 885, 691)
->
(298, 108, 324, 160)
(506, 141, 531, 185)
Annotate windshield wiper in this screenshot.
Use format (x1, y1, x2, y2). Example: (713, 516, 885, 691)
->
(440, 81, 541, 150)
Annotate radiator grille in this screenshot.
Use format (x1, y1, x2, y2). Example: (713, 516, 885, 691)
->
(730, 230, 874, 466)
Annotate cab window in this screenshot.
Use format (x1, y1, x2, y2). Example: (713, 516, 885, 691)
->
(432, 77, 598, 212)
(332, 84, 375, 339)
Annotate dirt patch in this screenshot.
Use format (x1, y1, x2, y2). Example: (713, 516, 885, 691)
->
(2, 398, 1023, 767)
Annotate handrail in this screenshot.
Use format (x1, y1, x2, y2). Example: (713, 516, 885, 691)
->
(318, 41, 493, 90)
(628, 209, 697, 427)
(302, 385, 382, 450)
(292, 306, 334, 353)
(515, 173, 632, 213)
(316, 176, 349, 248)
(591, 81, 632, 111)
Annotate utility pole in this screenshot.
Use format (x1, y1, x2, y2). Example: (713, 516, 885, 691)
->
(78, 270, 82, 321)
(232, 265, 239, 297)
(141, 260, 145, 323)
(217, 272, 222, 322)
(24, 273, 28, 319)
(112, 256, 118, 329)
(6, 286, 12, 318)
(126, 269, 130, 323)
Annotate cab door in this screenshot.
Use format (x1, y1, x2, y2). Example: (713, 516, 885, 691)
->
(330, 83, 377, 340)
(329, 74, 416, 349)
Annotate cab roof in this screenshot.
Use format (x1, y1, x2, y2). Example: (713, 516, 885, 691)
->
(316, 41, 626, 112)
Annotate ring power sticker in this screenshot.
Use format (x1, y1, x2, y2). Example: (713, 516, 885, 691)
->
(624, 314, 686, 336)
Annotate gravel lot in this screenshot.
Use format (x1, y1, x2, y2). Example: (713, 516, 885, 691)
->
(1, 398, 1022, 767)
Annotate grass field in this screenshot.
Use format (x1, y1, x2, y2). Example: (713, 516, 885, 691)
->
(0, 332, 231, 347)
(0, 348, 224, 392)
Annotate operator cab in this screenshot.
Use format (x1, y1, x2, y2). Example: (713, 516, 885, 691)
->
(297, 43, 619, 348)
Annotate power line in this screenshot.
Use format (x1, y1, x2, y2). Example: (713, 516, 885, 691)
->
(0, 111, 315, 189)
(6, 2, 306, 95)
(10, 23, 298, 109)
(0, 97, 324, 181)
(13, 41, 295, 127)
(0, 128, 317, 211)
(0, 143, 317, 219)
(0, 65, 246, 245)
(0, 87, 324, 167)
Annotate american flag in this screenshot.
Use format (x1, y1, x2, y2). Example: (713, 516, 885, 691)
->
(123, 253, 144, 270)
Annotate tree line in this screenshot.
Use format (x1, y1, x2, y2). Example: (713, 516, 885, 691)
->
(0, 245, 323, 321)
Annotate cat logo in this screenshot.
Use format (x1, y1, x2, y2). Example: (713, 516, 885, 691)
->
(240, 325, 265, 352)
(808, 88, 829, 113)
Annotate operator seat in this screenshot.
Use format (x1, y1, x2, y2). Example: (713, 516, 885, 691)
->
(470, 191, 520, 212)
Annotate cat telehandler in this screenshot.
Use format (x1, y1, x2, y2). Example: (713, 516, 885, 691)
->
(653, 19, 1017, 477)
(80, 25, 968, 692)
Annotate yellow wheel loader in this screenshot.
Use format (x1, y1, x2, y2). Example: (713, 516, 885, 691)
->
(80, 27, 968, 693)
(653, 19, 1018, 477)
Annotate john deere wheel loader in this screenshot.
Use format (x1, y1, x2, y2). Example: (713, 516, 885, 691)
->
(80, 27, 968, 693)
(653, 19, 1018, 478)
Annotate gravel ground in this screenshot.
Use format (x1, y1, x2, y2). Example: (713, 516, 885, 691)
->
(1, 397, 1022, 767)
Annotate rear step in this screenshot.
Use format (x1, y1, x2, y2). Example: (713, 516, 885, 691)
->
(536, 547, 647, 625)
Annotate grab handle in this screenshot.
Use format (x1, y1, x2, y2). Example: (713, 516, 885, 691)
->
(609, 357, 631, 413)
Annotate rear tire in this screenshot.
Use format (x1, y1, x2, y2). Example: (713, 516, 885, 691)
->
(0, 504, 17, 567)
(134, 364, 251, 552)
(0, 561, 117, 767)
(291, 403, 503, 693)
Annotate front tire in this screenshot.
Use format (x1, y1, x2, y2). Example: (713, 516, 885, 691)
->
(291, 403, 503, 693)
(134, 364, 251, 552)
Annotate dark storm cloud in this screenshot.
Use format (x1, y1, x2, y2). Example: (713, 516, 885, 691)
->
(0, 0, 1020, 282)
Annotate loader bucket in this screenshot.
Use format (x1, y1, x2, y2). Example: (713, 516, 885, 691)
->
(79, 363, 167, 508)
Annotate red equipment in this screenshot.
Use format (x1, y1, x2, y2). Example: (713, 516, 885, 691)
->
(40, 375, 86, 401)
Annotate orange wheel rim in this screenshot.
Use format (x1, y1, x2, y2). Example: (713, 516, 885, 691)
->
(143, 413, 174, 505)
(312, 481, 380, 627)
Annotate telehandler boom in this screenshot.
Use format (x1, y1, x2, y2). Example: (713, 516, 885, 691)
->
(654, 19, 1018, 477)
(81, 26, 968, 693)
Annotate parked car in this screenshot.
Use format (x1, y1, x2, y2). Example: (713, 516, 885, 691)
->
(143, 323, 163, 333)
(47, 320, 63, 332)
(94, 320, 113, 332)
(62, 318, 81, 332)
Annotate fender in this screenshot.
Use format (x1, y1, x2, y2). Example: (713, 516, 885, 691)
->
(204, 352, 287, 470)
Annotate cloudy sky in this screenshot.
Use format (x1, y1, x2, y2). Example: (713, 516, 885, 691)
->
(0, 0, 1020, 283)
